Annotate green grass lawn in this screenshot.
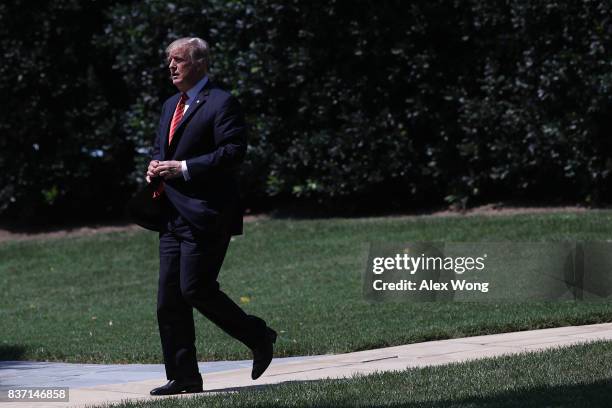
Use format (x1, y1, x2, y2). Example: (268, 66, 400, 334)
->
(95, 340, 612, 408)
(1, 211, 612, 363)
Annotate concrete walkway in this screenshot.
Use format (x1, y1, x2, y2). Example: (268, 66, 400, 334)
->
(2, 323, 612, 408)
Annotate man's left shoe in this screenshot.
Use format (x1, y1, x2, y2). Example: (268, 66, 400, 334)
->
(149, 378, 203, 396)
(251, 327, 277, 380)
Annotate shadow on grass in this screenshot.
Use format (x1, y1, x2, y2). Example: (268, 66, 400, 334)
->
(437, 379, 612, 408)
(0, 220, 133, 234)
(0, 344, 26, 361)
(262, 198, 590, 221)
(202, 379, 612, 408)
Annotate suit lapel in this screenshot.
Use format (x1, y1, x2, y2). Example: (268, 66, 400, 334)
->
(167, 82, 212, 154)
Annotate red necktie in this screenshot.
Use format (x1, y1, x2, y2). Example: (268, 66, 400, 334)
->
(153, 93, 188, 198)
(168, 93, 188, 145)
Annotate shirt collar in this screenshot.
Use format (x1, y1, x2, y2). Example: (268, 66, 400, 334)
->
(185, 75, 208, 101)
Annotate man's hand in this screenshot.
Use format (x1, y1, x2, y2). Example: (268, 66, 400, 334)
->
(156, 160, 183, 180)
(146, 160, 160, 183)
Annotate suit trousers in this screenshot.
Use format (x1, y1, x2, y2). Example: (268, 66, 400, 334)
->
(156, 200, 266, 380)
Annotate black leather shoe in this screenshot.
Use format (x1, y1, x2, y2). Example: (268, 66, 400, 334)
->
(251, 327, 277, 380)
(150, 378, 203, 396)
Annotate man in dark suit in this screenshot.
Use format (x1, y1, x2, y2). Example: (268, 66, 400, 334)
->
(145, 37, 276, 396)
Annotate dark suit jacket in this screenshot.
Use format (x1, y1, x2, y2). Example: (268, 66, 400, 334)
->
(152, 79, 246, 236)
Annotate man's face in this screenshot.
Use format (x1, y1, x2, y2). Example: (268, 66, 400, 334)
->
(167, 46, 204, 92)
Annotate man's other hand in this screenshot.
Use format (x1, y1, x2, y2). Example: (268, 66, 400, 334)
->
(146, 160, 161, 183)
(156, 161, 183, 179)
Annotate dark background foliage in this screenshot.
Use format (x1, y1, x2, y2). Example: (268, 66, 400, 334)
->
(0, 0, 610, 224)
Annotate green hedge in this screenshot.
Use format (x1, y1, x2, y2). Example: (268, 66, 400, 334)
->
(1, 1, 611, 222)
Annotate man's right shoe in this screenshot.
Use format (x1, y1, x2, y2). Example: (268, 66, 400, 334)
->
(149, 378, 203, 396)
(251, 327, 277, 380)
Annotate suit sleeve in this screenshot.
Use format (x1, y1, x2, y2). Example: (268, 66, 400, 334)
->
(185, 95, 247, 178)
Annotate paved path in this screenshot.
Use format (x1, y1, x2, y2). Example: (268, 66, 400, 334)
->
(1, 323, 612, 408)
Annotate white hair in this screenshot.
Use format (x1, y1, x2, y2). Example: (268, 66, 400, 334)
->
(166, 37, 210, 70)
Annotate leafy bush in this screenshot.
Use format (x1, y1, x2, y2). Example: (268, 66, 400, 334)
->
(1, 0, 611, 223)
(0, 0, 134, 223)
